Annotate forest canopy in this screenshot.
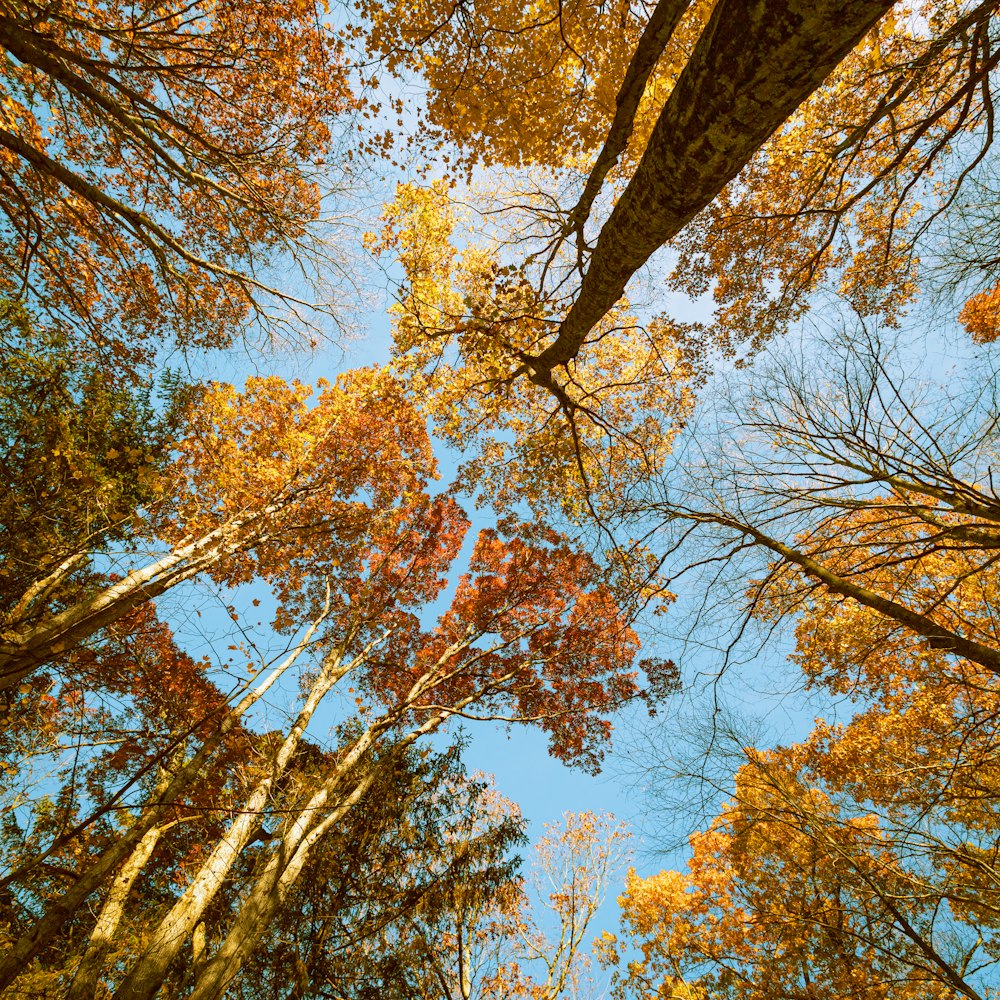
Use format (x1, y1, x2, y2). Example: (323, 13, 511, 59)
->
(1, 0, 999, 998)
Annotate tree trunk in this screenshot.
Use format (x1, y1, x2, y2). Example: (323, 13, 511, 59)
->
(66, 824, 164, 1000)
(0, 493, 300, 690)
(0, 623, 317, 991)
(113, 645, 354, 1000)
(186, 772, 380, 1000)
(531, 0, 897, 378)
(185, 697, 473, 1000)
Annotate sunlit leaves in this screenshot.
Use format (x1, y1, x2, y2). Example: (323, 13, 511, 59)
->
(0, 0, 355, 365)
(370, 182, 694, 523)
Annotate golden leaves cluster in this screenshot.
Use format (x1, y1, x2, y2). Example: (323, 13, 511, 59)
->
(360, 0, 646, 170)
(156, 367, 457, 632)
(0, 0, 355, 365)
(368, 181, 695, 522)
(669, 0, 995, 355)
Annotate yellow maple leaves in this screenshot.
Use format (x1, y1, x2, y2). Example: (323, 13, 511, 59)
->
(959, 281, 1000, 343)
(361, 0, 648, 170)
(610, 490, 1000, 998)
(668, 0, 992, 352)
(611, 756, 965, 999)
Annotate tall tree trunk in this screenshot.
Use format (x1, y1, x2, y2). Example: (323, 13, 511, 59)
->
(66, 824, 165, 1000)
(183, 689, 488, 1000)
(113, 641, 358, 1000)
(0, 621, 319, 991)
(0, 492, 306, 690)
(185, 770, 381, 1000)
(530, 0, 898, 380)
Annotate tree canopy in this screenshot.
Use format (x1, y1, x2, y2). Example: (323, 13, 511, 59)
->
(2, 0, 1000, 997)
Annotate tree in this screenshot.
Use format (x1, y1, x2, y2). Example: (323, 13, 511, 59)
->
(604, 557, 1000, 997)
(0, 605, 294, 996)
(0, 433, 654, 996)
(170, 522, 644, 1000)
(360, 0, 999, 466)
(493, 811, 633, 1000)
(0, 0, 355, 366)
(607, 752, 993, 1000)
(654, 326, 1000, 677)
(3, 725, 526, 1000)
(0, 299, 188, 625)
(598, 322, 1000, 998)
(381, 809, 632, 1000)
(349, 0, 1000, 552)
(0, 367, 441, 691)
(9, 0, 1000, 996)
(234, 770, 527, 1000)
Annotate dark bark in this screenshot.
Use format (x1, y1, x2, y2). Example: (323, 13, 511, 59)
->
(711, 514, 1000, 677)
(565, 0, 693, 235)
(528, 0, 897, 379)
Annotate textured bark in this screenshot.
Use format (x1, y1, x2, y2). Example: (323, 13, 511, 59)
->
(566, 0, 693, 234)
(529, 0, 898, 379)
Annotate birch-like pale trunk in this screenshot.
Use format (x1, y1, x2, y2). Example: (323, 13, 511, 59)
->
(0, 618, 321, 992)
(66, 823, 165, 1000)
(0, 489, 316, 691)
(185, 766, 382, 1000)
(181, 644, 507, 1000)
(183, 704, 463, 1000)
(113, 629, 379, 1000)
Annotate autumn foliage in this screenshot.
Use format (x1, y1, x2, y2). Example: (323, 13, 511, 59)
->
(0, 0, 353, 366)
(4, 0, 1000, 998)
(0, 362, 651, 996)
